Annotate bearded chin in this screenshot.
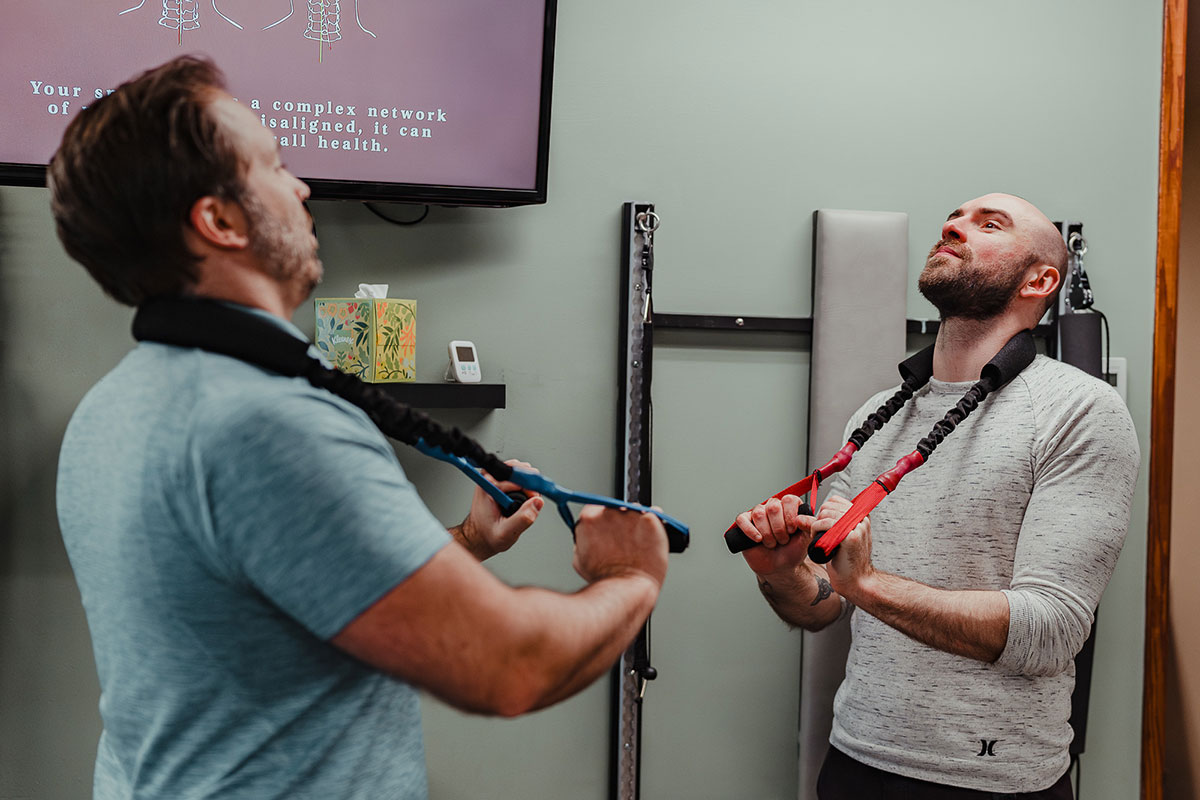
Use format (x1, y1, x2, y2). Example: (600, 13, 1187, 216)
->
(918, 257, 1027, 321)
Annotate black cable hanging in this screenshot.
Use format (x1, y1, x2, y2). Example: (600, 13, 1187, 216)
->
(364, 202, 431, 226)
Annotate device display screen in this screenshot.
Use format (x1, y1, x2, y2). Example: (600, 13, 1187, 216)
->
(455, 346, 475, 362)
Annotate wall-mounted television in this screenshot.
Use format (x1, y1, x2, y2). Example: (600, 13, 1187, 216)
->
(0, 0, 557, 207)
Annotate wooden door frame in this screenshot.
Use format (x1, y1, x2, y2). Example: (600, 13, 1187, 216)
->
(1145, 1, 1186, 798)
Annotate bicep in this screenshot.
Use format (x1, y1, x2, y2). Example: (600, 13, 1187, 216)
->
(330, 543, 536, 713)
(199, 390, 451, 639)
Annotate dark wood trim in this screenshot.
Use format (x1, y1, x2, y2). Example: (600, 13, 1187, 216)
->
(1145, 1, 1186, 797)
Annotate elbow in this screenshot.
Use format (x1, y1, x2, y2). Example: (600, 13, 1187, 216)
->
(1001, 595, 1092, 678)
(798, 615, 836, 634)
(460, 671, 546, 718)
(1013, 649, 1076, 679)
(487, 666, 551, 718)
(470, 632, 561, 718)
(1008, 625, 1090, 678)
(996, 640, 1076, 678)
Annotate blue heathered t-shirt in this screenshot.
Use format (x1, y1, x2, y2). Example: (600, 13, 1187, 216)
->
(56, 308, 451, 799)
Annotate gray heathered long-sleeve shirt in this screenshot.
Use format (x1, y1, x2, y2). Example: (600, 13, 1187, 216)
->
(821, 354, 1140, 793)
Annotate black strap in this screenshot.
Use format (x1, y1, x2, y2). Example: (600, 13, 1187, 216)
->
(133, 296, 314, 379)
(132, 296, 515, 480)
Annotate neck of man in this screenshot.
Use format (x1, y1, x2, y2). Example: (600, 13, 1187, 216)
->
(189, 256, 301, 321)
(931, 312, 1032, 383)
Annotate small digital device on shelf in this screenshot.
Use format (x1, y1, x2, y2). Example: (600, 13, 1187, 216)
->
(445, 340, 482, 383)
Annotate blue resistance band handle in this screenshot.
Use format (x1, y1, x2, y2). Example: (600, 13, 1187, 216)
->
(508, 468, 690, 553)
(413, 440, 528, 516)
(413, 441, 689, 553)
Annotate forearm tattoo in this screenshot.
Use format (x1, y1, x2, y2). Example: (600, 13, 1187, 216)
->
(757, 576, 779, 603)
(757, 573, 833, 614)
(810, 575, 833, 606)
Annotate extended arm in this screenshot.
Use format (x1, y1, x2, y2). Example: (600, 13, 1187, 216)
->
(332, 506, 668, 716)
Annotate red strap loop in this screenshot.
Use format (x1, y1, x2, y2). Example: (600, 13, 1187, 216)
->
(807, 449, 925, 563)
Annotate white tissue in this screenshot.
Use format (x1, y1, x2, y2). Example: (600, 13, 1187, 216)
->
(353, 283, 389, 298)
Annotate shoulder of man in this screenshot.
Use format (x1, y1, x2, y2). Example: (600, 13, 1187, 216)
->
(1012, 354, 1128, 418)
(186, 350, 386, 449)
(1011, 354, 1140, 465)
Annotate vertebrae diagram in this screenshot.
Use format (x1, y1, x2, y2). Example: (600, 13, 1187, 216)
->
(118, 1, 243, 32)
(268, 1, 376, 43)
(119, 0, 376, 54)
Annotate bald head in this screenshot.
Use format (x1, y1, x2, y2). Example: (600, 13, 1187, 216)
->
(920, 193, 1067, 322)
(972, 193, 1068, 279)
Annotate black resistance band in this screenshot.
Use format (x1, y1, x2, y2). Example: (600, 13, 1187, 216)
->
(726, 329, 1036, 563)
(132, 296, 690, 552)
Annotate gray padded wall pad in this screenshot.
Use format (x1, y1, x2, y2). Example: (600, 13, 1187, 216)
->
(799, 210, 909, 800)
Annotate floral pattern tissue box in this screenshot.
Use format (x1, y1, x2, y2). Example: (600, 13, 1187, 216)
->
(314, 298, 416, 382)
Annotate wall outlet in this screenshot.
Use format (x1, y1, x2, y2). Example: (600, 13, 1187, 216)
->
(1104, 356, 1127, 405)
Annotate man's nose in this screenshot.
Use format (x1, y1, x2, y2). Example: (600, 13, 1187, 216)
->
(941, 218, 965, 241)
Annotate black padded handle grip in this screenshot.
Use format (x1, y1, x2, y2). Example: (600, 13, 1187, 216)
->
(723, 501, 814, 554)
(664, 521, 689, 554)
(724, 526, 756, 553)
(499, 491, 531, 517)
(807, 537, 837, 564)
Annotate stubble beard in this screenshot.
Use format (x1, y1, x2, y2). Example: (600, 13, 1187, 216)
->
(242, 194, 324, 299)
(917, 241, 1034, 321)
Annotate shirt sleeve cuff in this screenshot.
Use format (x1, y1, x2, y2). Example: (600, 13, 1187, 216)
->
(995, 589, 1031, 672)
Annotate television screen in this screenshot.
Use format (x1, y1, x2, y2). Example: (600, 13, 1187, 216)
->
(0, 0, 556, 206)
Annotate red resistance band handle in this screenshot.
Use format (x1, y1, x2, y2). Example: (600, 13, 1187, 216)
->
(807, 450, 925, 564)
(876, 450, 925, 493)
(815, 442, 858, 482)
(723, 443, 859, 554)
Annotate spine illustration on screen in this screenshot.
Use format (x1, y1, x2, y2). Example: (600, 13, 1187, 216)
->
(120, 0, 375, 59)
(265, 0, 376, 60)
(118, 0, 243, 39)
(304, 1, 376, 43)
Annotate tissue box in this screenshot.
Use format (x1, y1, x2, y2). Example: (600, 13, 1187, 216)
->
(314, 298, 416, 382)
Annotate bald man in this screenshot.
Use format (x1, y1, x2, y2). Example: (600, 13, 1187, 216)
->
(735, 194, 1139, 799)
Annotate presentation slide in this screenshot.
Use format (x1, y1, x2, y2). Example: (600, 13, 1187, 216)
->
(1, 1, 548, 191)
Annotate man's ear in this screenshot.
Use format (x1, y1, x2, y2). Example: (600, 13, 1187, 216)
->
(1019, 264, 1060, 305)
(188, 195, 250, 250)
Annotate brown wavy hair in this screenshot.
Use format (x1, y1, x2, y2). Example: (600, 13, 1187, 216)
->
(48, 55, 245, 306)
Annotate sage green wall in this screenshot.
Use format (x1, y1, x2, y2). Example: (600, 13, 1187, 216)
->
(0, 2, 1161, 798)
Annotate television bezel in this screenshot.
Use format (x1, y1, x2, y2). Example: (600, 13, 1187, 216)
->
(0, 0, 557, 208)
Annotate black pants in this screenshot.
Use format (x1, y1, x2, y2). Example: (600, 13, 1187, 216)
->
(816, 746, 1074, 800)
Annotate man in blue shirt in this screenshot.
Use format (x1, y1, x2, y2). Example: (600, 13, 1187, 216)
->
(49, 55, 669, 799)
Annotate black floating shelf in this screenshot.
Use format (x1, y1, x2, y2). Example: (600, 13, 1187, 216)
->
(375, 382, 505, 409)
